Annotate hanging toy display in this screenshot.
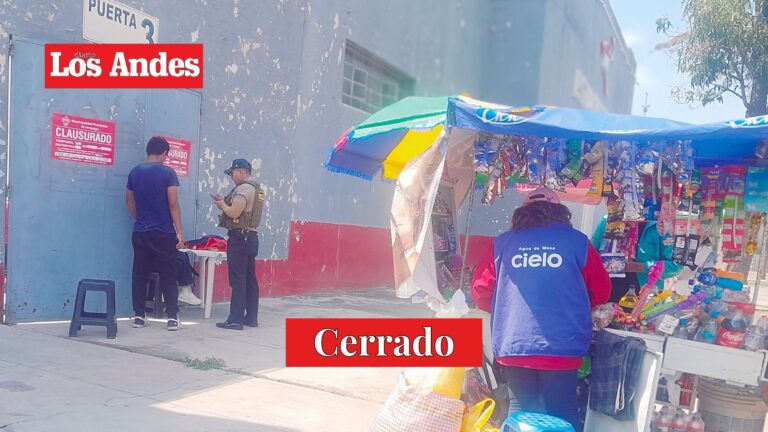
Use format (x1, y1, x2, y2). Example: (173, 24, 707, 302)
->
(658, 167, 678, 237)
(618, 141, 644, 221)
(721, 166, 747, 262)
(602, 142, 619, 197)
(679, 170, 702, 216)
(700, 167, 720, 221)
(559, 139, 585, 185)
(744, 212, 764, 256)
(584, 141, 606, 198)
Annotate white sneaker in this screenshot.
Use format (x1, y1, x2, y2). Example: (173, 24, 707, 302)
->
(167, 318, 183, 331)
(178, 285, 202, 306)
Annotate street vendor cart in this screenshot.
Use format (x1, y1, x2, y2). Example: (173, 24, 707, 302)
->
(326, 95, 768, 432)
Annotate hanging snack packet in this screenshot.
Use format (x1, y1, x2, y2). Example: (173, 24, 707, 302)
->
(636, 146, 658, 177)
(618, 141, 644, 221)
(658, 170, 677, 236)
(620, 221, 640, 261)
(700, 167, 720, 220)
(526, 137, 543, 185)
(722, 194, 745, 251)
(559, 139, 585, 185)
(544, 139, 565, 190)
(482, 152, 504, 205)
(744, 212, 763, 256)
(584, 141, 605, 198)
(605, 195, 626, 239)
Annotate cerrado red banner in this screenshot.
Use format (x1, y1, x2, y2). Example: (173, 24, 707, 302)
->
(45, 44, 203, 88)
(285, 318, 483, 367)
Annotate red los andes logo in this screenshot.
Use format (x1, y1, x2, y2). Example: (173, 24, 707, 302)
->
(45, 44, 203, 88)
(285, 318, 483, 367)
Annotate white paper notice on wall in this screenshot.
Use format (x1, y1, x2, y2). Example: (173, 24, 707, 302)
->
(82, 0, 160, 44)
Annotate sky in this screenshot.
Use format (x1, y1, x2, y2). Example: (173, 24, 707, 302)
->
(610, 0, 747, 124)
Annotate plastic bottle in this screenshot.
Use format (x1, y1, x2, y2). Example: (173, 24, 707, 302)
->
(672, 319, 690, 339)
(654, 406, 673, 432)
(683, 319, 700, 341)
(676, 375, 694, 406)
(694, 320, 719, 344)
(745, 317, 767, 351)
(722, 289, 750, 303)
(651, 410, 661, 432)
(697, 268, 717, 286)
(619, 285, 639, 312)
(716, 307, 749, 348)
(687, 413, 705, 432)
(705, 299, 728, 319)
(671, 411, 688, 432)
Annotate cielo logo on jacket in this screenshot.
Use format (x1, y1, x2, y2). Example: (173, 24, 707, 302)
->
(510, 251, 563, 268)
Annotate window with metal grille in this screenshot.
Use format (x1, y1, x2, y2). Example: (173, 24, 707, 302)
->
(342, 41, 415, 113)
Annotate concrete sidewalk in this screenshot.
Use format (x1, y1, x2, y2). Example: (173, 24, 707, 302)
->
(0, 288, 431, 432)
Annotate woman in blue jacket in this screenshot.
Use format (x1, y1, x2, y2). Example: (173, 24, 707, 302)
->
(473, 187, 610, 430)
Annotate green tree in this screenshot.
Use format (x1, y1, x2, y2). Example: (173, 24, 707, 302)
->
(656, 0, 768, 117)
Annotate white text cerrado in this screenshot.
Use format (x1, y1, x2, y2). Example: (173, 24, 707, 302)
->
(314, 326, 455, 357)
(49, 52, 200, 78)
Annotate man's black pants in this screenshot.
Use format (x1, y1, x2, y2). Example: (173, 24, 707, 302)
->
(131, 230, 179, 318)
(226, 230, 259, 325)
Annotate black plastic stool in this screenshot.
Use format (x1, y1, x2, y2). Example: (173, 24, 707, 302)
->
(146, 272, 164, 319)
(68, 279, 117, 339)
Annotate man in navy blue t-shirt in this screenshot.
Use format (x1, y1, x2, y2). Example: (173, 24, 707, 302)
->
(126, 136, 184, 331)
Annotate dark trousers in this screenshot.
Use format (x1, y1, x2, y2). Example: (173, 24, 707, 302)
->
(226, 230, 259, 325)
(501, 366, 580, 432)
(131, 230, 179, 318)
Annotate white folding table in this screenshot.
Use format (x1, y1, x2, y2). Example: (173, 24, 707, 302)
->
(179, 248, 227, 319)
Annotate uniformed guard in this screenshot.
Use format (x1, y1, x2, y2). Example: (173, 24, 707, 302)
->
(213, 158, 265, 330)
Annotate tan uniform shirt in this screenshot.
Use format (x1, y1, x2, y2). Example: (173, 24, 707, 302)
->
(232, 181, 257, 215)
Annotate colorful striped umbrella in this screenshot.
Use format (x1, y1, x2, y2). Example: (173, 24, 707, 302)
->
(325, 96, 451, 181)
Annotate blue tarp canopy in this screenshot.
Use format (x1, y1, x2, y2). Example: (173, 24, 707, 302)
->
(325, 96, 768, 181)
(448, 96, 767, 166)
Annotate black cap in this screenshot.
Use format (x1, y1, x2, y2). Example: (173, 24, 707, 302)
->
(224, 158, 252, 175)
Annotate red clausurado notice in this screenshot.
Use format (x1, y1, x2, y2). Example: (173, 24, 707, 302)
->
(51, 113, 115, 166)
(285, 318, 483, 367)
